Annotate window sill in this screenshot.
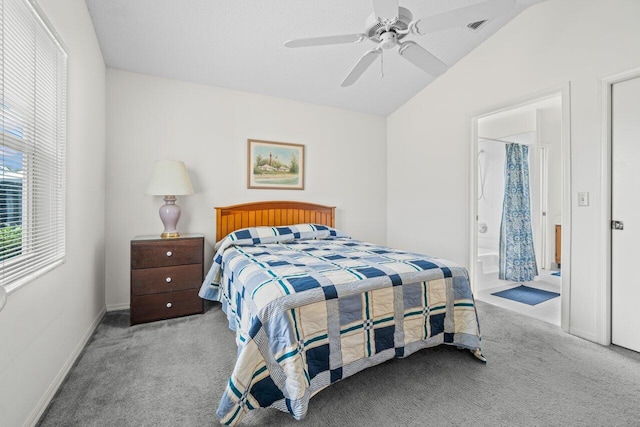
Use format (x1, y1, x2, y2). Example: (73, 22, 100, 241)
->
(1, 258, 66, 309)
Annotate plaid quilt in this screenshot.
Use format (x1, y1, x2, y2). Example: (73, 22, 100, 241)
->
(199, 224, 483, 425)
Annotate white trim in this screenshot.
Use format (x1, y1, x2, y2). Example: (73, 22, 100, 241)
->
(469, 118, 478, 293)
(24, 306, 106, 427)
(26, 0, 69, 56)
(600, 66, 640, 346)
(106, 302, 130, 312)
(0, 286, 6, 311)
(469, 83, 571, 332)
(469, 86, 565, 120)
(537, 142, 552, 270)
(4, 259, 65, 295)
(559, 83, 572, 333)
(568, 326, 598, 343)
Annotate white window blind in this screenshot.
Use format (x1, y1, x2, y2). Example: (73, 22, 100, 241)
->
(1, 0, 67, 291)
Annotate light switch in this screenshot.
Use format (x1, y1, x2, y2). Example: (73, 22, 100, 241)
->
(578, 192, 589, 206)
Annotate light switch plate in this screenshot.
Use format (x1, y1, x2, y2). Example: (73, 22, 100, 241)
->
(578, 192, 589, 206)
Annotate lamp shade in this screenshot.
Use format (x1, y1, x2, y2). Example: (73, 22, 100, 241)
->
(145, 160, 194, 196)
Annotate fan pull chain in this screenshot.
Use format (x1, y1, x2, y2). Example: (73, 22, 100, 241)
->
(380, 50, 384, 78)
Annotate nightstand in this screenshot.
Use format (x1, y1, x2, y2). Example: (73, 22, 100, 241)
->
(130, 234, 204, 325)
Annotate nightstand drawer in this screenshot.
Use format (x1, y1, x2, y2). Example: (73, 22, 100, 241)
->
(130, 289, 203, 324)
(131, 238, 203, 269)
(131, 264, 202, 296)
(130, 234, 204, 325)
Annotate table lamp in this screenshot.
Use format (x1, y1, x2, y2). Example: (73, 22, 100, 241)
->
(145, 160, 194, 238)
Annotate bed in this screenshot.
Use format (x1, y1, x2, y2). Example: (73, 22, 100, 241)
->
(199, 201, 483, 425)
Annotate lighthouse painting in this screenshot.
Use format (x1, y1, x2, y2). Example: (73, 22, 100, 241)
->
(248, 139, 305, 190)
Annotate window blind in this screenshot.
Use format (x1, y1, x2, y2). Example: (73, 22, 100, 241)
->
(1, 0, 67, 290)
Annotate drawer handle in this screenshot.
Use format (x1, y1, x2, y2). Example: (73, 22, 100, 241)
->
(166, 302, 172, 308)
(165, 277, 172, 283)
(166, 251, 173, 257)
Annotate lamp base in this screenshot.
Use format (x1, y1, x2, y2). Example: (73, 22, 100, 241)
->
(158, 195, 182, 238)
(161, 231, 180, 238)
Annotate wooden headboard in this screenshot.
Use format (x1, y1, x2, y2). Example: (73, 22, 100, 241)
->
(215, 201, 336, 242)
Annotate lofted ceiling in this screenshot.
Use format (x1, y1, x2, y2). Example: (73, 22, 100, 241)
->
(85, 0, 545, 116)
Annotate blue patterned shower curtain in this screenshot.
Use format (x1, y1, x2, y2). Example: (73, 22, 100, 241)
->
(499, 143, 538, 282)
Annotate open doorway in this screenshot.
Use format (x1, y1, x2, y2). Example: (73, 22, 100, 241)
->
(471, 94, 564, 326)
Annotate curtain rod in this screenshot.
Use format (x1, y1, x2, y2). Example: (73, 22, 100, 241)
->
(478, 136, 516, 144)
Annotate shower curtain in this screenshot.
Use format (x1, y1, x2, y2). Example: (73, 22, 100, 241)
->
(499, 143, 538, 282)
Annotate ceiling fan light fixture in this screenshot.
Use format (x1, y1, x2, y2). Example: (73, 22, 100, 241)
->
(365, 7, 413, 40)
(379, 31, 398, 49)
(284, 0, 516, 86)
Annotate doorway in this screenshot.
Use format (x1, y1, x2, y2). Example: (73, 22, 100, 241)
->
(471, 92, 566, 327)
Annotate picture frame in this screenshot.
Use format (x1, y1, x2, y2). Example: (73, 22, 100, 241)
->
(247, 139, 305, 190)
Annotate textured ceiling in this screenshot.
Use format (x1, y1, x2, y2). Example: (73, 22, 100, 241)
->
(85, 0, 544, 116)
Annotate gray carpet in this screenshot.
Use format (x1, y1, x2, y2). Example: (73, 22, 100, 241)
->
(37, 301, 640, 426)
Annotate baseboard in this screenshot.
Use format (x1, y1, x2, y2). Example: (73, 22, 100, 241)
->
(25, 306, 107, 427)
(106, 302, 130, 312)
(569, 326, 599, 344)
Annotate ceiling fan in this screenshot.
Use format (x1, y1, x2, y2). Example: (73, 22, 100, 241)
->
(284, 0, 515, 87)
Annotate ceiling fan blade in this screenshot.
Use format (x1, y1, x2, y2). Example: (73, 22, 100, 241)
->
(398, 41, 447, 77)
(373, 0, 399, 22)
(413, 0, 515, 34)
(284, 34, 367, 48)
(341, 49, 381, 87)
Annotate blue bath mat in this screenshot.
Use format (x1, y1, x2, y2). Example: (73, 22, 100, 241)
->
(491, 285, 560, 306)
(551, 271, 561, 277)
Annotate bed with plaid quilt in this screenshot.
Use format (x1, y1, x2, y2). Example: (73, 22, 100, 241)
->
(199, 224, 483, 425)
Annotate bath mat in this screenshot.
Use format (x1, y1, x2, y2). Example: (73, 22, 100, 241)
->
(491, 285, 560, 306)
(551, 271, 561, 277)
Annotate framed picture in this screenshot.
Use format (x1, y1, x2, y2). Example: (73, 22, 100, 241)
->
(247, 139, 305, 190)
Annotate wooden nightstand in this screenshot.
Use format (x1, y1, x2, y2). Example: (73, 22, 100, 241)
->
(130, 234, 204, 325)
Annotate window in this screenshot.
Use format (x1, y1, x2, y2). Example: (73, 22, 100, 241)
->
(0, 145, 23, 261)
(1, 0, 67, 291)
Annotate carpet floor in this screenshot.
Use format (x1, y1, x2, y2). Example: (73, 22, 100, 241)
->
(37, 301, 640, 426)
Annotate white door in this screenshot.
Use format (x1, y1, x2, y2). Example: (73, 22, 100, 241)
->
(611, 76, 640, 352)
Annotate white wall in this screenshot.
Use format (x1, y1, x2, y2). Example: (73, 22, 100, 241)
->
(0, 0, 106, 425)
(105, 69, 387, 309)
(387, 0, 640, 343)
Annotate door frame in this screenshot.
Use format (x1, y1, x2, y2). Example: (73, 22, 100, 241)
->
(536, 142, 551, 270)
(601, 67, 640, 345)
(469, 83, 572, 332)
